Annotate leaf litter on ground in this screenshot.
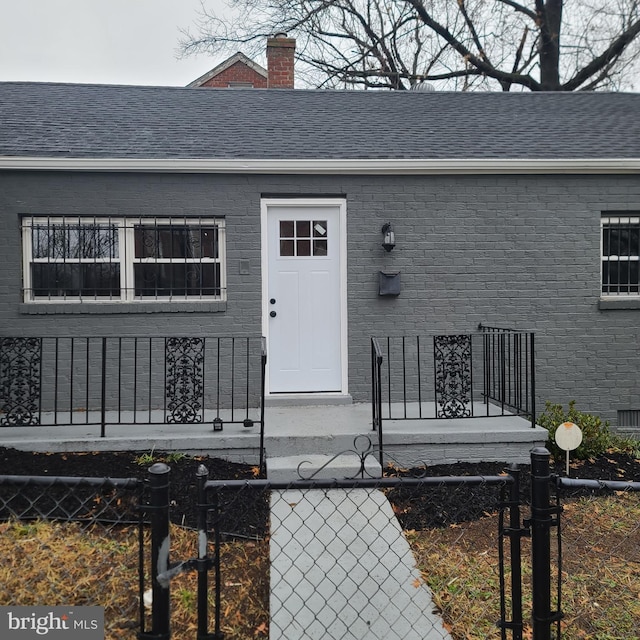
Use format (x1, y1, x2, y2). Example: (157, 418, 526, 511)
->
(0, 447, 639, 639)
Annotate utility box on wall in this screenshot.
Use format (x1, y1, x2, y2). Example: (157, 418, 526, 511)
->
(378, 271, 401, 296)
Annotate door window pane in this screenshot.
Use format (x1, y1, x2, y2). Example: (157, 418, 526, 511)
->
(279, 219, 328, 257)
(313, 221, 327, 237)
(280, 240, 294, 256)
(313, 240, 328, 256)
(296, 220, 311, 237)
(280, 221, 294, 238)
(296, 240, 311, 256)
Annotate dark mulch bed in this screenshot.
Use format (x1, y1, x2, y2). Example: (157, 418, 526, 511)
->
(387, 452, 640, 529)
(0, 447, 267, 537)
(1, 447, 638, 533)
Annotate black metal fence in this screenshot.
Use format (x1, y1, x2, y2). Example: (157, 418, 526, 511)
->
(0, 335, 266, 437)
(142, 449, 639, 640)
(2, 449, 639, 639)
(371, 326, 535, 461)
(154, 469, 517, 640)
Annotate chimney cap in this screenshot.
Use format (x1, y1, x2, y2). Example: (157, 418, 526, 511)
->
(273, 31, 288, 39)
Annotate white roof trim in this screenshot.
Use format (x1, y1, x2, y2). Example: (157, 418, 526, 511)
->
(1, 157, 640, 174)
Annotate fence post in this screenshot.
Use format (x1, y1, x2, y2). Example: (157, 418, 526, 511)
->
(530, 447, 554, 640)
(259, 338, 267, 473)
(100, 337, 107, 438)
(195, 464, 215, 640)
(147, 462, 171, 640)
(507, 463, 524, 640)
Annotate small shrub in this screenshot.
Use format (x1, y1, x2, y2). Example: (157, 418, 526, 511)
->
(135, 450, 188, 466)
(609, 433, 640, 458)
(134, 450, 156, 466)
(537, 400, 611, 460)
(165, 452, 187, 464)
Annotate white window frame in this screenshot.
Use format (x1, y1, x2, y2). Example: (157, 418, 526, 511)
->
(601, 215, 640, 298)
(22, 216, 226, 303)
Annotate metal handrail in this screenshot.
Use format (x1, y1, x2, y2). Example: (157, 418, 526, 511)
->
(371, 330, 536, 429)
(0, 335, 266, 438)
(370, 337, 384, 467)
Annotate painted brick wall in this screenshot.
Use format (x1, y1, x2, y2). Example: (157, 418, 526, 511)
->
(1, 171, 639, 426)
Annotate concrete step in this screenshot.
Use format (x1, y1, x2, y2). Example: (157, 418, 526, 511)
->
(263, 432, 376, 458)
(267, 453, 382, 483)
(265, 394, 354, 407)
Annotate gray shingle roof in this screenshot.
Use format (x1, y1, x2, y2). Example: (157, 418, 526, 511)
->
(1, 81, 639, 160)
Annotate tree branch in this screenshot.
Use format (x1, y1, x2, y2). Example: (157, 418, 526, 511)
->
(563, 17, 640, 90)
(457, 0, 491, 63)
(179, 0, 640, 92)
(405, 0, 541, 90)
(495, 0, 537, 21)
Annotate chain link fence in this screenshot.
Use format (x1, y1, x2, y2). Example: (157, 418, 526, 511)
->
(2, 456, 639, 640)
(0, 474, 146, 639)
(197, 473, 518, 640)
(552, 479, 640, 640)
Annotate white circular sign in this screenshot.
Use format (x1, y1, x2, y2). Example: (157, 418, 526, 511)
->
(554, 421, 583, 451)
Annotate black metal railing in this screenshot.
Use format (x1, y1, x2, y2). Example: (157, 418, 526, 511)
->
(479, 324, 535, 426)
(0, 335, 266, 436)
(371, 327, 536, 457)
(371, 337, 384, 467)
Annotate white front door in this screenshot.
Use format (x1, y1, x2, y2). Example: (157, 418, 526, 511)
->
(262, 199, 347, 394)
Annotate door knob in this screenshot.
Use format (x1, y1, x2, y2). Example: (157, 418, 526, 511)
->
(270, 311, 277, 318)
(270, 298, 276, 304)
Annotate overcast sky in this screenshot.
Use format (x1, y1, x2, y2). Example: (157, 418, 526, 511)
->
(1, 1, 638, 90)
(0, 0, 228, 87)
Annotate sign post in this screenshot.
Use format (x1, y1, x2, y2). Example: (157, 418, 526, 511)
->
(554, 421, 583, 476)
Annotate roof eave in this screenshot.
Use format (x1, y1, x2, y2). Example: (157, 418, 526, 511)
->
(186, 52, 268, 87)
(1, 157, 640, 174)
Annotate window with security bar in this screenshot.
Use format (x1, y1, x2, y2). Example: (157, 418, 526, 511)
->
(22, 217, 226, 302)
(601, 215, 639, 296)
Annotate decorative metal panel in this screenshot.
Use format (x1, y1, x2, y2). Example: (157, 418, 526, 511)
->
(0, 337, 42, 426)
(165, 338, 204, 423)
(434, 335, 472, 419)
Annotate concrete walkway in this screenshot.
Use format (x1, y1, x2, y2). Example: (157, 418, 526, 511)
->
(269, 488, 451, 640)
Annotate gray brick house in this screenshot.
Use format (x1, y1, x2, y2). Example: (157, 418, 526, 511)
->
(0, 82, 639, 439)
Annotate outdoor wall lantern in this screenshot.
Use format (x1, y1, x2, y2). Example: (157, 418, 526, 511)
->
(381, 223, 396, 252)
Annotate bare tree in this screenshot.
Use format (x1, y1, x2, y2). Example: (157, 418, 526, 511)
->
(179, 0, 640, 90)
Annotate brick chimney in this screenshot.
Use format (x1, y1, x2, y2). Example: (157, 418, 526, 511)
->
(266, 33, 296, 89)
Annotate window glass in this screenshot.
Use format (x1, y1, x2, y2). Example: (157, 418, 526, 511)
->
(280, 240, 294, 257)
(134, 263, 221, 297)
(32, 263, 120, 298)
(601, 215, 640, 296)
(280, 221, 294, 238)
(33, 224, 118, 259)
(23, 217, 225, 303)
(296, 220, 311, 237)
(279, 219, 328, 257)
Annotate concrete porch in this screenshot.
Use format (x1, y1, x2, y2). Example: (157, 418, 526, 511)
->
(0, 401, 548, 475)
